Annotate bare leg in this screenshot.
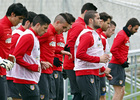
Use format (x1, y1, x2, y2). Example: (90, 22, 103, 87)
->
(112, 85, 125, 100)
(13, 98, 22, 100)
(100, 95, 106, 100)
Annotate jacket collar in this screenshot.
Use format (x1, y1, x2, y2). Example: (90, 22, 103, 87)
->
(123, 26, 132, 37)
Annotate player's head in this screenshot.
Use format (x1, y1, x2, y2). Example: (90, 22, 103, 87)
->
(6, 3, 28, 26)
(53, 13, 71, 34)
(99, 12, 112, 31)
(32, 14, 51, 36)
(81, 3, 97, 14)
(84, 10, 100, 30)
(66, 13, 75, 24)
(22, 11, 37, 29)
(105, 21, 116, 38)
(125, 18, 140, 35)
(65, 13, 75, 31)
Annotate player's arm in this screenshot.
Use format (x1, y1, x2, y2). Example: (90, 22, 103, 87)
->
(10, 33, 20, 54)
(13, 34, 39, 72)
(76, 32, 100, 63)
(67, 25, 84, 55)
(55, 35, 72, 59)
(0, 24, 4, 39)
(110, 34, 126, 64)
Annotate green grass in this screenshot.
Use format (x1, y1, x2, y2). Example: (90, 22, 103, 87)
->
(124, 82, 140, 100)
(106, 82, 140, 100)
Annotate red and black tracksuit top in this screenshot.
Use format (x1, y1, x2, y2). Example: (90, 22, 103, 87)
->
(38, 24, 57, 74)
(110, 30, 129, 65)
(53, 33, 65, 72)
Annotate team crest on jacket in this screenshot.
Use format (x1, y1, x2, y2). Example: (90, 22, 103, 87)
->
(97, 42, 102, 47)
(54, 73, 58, 79)
(102, 87, 106, 92)
(119, 80, 123, 85)
(90, 78, 94, 83)
(49, 41, 56, 46)
(30, 85, 35, 90)
(40, 95, 45, 99)
(35, 56, 40, 60)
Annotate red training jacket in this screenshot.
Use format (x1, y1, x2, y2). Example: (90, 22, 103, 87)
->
(0, 16, 13, 75)
(38, 24, 57, 74)
(63, 17, 86, 70)
(110, 30, 129, 64)
(53, 33, 65, 72)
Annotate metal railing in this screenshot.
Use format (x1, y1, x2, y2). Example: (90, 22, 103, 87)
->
(64, 49, 140, 100)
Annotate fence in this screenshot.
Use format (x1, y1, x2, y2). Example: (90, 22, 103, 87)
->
(64, 49, 140, 100)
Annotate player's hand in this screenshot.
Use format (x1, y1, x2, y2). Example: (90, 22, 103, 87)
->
(60, 50, 72, 59)
(66, 52, 72, 59)
(8, 54, 16, 63)
(53, 57, 63, 67)
(106, 74, 113, 80)
(100, 54, 110, 63)
(104, 67, 111, 75)
(64, 44, 70, 53)
(41, 61, 53, 70)
(121, 61, 129, 68)
(0, 59, 14, 71)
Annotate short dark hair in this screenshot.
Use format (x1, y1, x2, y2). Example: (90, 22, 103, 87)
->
(32, 14, 51, 26)
(110, 20, 116, 26)
(99, 12, 112, 22)
(84, 10, 98, 25)
(65, 13, 75, 23)
(22, 11, 37, 25)
(6, 3, 28, 18)
(125, 18, 140, 27)
(81, 3, 97, 14)
(59, 13, 71, 24)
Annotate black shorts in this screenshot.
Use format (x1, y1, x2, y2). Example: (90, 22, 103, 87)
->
(15, 83, 40, 100)
(53, 71, 64, 100)
(38, 73, 56, 100)
(7, 80, 21, 98)
(108, 63, 126, 86)
(65, 70, 80, 94)
(76, 75, 100, 100)
(0, 75, 8, 100)
(100, 77, 106, 95)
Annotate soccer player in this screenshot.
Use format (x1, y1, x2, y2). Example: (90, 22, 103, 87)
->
(96, 12, 112, 100)
(99, 20, 116, 100)
(53, 13, 75, 100)
(0, 3, 27, 100)
(13, 14, 51, 100)
(38, 13, 71, 100)
(74, 10, 110, 100)
(7, 11, 37, 100)
(109, 18, 140, 100)
(63, 3, 98, 100)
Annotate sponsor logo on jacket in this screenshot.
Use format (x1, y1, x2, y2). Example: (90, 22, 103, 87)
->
(57, 42, 65, 47)
(49, 41, 56, 47)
